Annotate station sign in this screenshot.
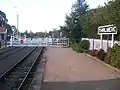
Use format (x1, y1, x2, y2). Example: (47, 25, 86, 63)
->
(98, 25, 117, 35)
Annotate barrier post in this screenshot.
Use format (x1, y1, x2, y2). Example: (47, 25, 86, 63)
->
(10, 35, 13, 46)
(100, 34, 103, 49)
(111, 34, 114, 47)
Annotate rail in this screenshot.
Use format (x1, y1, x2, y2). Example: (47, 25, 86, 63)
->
(0, 47, 15, 54)
(0, 47, 25, 60)
(18, 47, 44, 90)
(0, 47, 36, 79)
(0, 47, 44, 90)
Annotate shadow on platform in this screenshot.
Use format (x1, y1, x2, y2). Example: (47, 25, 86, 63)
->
(42, 78, 120, 90)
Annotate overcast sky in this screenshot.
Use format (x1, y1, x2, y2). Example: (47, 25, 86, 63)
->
(0, 0, 108, 33)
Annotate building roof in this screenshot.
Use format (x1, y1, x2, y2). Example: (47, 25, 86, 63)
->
(0, 27, 6, 34)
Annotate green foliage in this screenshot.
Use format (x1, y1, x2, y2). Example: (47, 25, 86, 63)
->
(59, 0, 88, 41)
(70, 41, 82, 53)
(106, 0, 120, 39)
(5, 24, 13, 35)
(0, 10, 12, 34)
(105, 44, 120, 69)
(0, 10, 8, 26)
(59, 0, 120, 40)
(59, 3, 112, 39)
(80, 40, 90, 50)
(82, 6, 111, 39)
(70, 42, 82, 53)
(105, 47, 112, 64)
(59, 0, 120, 69)
(70, 40, 90, 53)
(74, 43, 82, 53)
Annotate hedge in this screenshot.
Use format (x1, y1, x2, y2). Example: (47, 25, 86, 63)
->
(105, 44, 120, 69)
(70, 40, 90, 53)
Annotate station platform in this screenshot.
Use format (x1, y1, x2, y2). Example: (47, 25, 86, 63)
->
(41, 47, 120, 90)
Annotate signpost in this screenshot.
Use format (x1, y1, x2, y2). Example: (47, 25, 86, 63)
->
(98, 25, 117, 49)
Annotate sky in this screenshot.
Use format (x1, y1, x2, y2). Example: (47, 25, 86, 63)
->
(0, 0, 108, 33)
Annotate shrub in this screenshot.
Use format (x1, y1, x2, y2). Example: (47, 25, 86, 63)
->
(105, 47, 112, 64)
(70, 42, 76, 51)
(74, 43, 83, 53)
(70, 42, 82, 53)
(97, 49, 106, 61)
(105, 44, 120, 69)
(80, 40, 90, 50)
(70, 40, 90, 53)
(87, 50, 92, 55)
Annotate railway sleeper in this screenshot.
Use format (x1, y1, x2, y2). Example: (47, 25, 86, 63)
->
(1, 47, 44, 90)
(0, 47, 25, 60)
(0, 47, 44, 90)
(0, 47, 16, 54)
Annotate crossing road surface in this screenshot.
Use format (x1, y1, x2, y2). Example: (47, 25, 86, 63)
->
(42, 47, 120, 90)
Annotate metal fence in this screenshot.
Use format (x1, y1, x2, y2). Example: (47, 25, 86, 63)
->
(7, 38, 69, 47)
(82, 38, 120, 52)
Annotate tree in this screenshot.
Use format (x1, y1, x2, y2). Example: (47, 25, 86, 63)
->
(63, 0, 88, 43)
(59, 0, 120, 41)
(59, 26, 70, 38)
(24, 30, 30, 37)
(29, 30, 34, 38)
(52, 28, 60, 38)
(48, 31, 52, 37)
(0, 11, 15, 37)
(0, 11, 12, 35)
(82, 6, 111, 39)
(5, 24, 13, 35)
(0, 10, 12, 42)
(0, 10, 8, 26)
(107, 0, 120, 39)
(35, 32, 46, 38)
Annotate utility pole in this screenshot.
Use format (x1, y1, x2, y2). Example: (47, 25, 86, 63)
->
(17, 14, 19, 36)
(14, 6, 19, 39)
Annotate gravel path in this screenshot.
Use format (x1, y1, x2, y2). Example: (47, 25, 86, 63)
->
(42, 47, 120, 90)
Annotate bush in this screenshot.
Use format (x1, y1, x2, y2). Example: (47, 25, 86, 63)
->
(105, 44, 120, 69)
(70, 42, 76, 51)
(87, 50, 92, 55)
(70, 42, 83, 53)
(70, 40, 90, 53)
(105, 47, 112, 64)
(80, 40, 90, 50)
(97, 49, 106, 61)
(75, 43, 84, 53)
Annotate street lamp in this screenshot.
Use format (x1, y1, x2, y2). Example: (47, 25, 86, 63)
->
(14, 6, 19, 38)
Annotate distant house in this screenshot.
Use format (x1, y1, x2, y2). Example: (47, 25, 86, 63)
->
(0, 27, 7, 46)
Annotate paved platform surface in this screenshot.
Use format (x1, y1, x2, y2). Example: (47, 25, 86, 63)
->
(42, 47, 120, 90)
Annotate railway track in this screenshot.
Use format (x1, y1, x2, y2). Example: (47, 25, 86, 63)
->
(0, 47, 44, 90)
(0, 47, 34, 77)
(0, 47, 25, 60)
(0, 47, 16, 54)
(0, 46, 11, 52)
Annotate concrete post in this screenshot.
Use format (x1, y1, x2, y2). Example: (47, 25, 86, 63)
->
(100, 34, 103, 49)
(10, 35, 13, 46)
(68, 38, 69, 47)
(93, 38, 94, 50)
(111, 34, 114, 47)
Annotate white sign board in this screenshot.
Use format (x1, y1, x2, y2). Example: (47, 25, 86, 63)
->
(98, 25, 117, 35)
